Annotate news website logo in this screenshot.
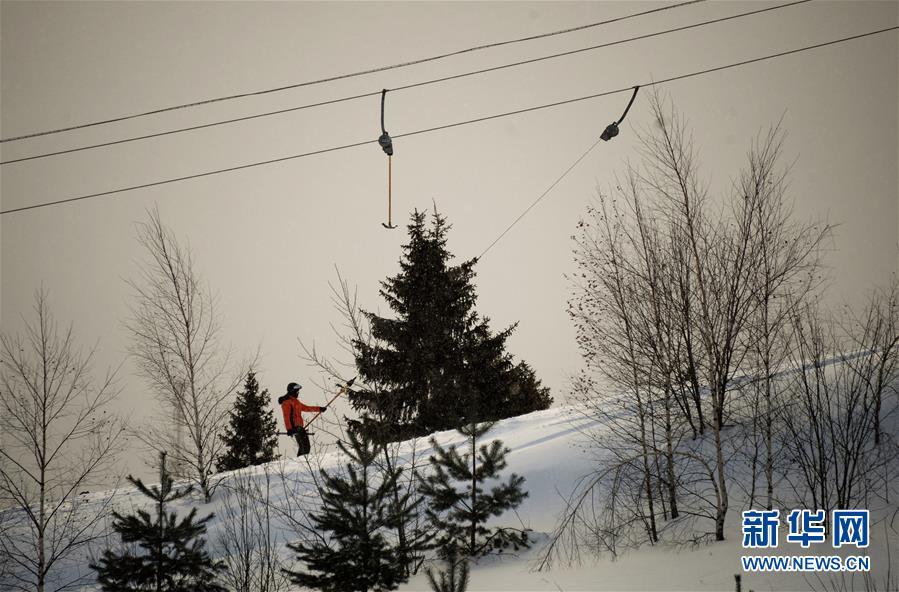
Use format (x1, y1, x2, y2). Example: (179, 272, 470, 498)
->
(740, 509, 870, 573)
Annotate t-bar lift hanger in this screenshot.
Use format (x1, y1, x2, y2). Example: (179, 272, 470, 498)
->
(378, 89, 396, 229)
(374, 85, 637, 229)
(600, 86, 640, 141)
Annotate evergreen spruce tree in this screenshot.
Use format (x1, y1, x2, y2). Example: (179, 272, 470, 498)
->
(90, 452, 225, 592)
(284, 430, 420, 592)
(216, 371, 279, 471)
(425, 548, 469, 592)
(419, 421, 530, 558)
(500, 361, 553, 419)
(351, 209, 552, 441)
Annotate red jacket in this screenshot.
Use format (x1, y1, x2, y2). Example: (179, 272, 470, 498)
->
(278, 395, 323, 431)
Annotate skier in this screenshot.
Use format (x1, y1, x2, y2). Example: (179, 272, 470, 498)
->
(278, 382, 327, 457)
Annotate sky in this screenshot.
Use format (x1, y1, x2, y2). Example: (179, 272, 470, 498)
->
(1, 1, 897, 483)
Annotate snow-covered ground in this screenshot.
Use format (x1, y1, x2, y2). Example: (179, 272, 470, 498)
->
(59, 396, 897, 592)
(400, 406, 899, 592)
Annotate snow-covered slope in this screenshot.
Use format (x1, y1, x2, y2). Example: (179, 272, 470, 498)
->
(62, 401, 897, 592)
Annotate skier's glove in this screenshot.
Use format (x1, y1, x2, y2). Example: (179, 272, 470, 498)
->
(286, 428, 297, 436)
(320, 406, 328, 412)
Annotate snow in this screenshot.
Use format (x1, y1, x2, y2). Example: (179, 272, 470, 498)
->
(37, 392, 899, 591)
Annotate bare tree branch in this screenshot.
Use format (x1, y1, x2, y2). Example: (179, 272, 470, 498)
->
(0, 289, 126, 592)
(126, 206, 244, 502)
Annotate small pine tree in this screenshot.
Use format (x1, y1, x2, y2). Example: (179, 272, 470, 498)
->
(217, 371, 279, 471)
(419, 421, 530, 558)
(284, 430, 418, 592)
(425, 548, 469, 592)
(90, 452, 225, 592)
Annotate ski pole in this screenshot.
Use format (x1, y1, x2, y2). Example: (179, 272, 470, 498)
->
(305, 377, 356, 429)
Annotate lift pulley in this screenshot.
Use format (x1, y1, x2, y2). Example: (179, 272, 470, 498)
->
(600, 86, 640, 142)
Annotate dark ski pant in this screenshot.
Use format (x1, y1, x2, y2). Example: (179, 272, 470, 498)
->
(293, 427, 311, 456)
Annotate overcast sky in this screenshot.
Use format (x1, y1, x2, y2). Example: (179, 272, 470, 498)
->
(2, 1, 897, 482)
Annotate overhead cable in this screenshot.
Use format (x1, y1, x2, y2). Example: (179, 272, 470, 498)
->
(479, 136, 605, 259)
(1, 0, 810, 165)
(1, 25, 895, 216)
(0, 0, 706, 143)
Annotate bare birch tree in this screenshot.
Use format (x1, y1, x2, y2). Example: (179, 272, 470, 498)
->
(565, 178, 709, 557)
(127, 207, 241, 502)
(638, 95, 761, 541)
(569, 191, 663, 544)
(559, 92, 831, 562)
(780, 300, 895, 513)
(849, 278, 899, 447)
(215, 467, 291, 592)
(635, 94, 827, 539)
(0, 290, 125, 592)
(739, 124, 829, 511)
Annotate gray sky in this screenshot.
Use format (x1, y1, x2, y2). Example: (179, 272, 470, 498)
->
(2, 1, 897, 482)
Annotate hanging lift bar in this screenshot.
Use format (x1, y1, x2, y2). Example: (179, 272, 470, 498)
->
(374, 85, 636, 229)
(600, 85, 640, 141)
(378, 89, 396, 229)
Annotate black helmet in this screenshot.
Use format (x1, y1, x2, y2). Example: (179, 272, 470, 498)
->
(287, 382, 302, 395)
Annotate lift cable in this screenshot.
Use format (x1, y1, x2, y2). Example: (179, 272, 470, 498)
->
(1, 25, 894, 217)
(0, 0, 706, 143)
(0, 0, 809, 166)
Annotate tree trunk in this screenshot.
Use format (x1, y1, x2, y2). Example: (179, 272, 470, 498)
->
(713, 381, 728, 541)
(38, 332, 48, 592)
(37, 488, 46, 590)
(748, 387, 760, 509)
(765, 376, 774, 511)
(470, 429, 477, 555)
(638, 400, 659, 542)
(37, 507, 45, 592)
(383, 446, 410, 576)
(665, 388, 679, 519)
(647, 393, 668, 521)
